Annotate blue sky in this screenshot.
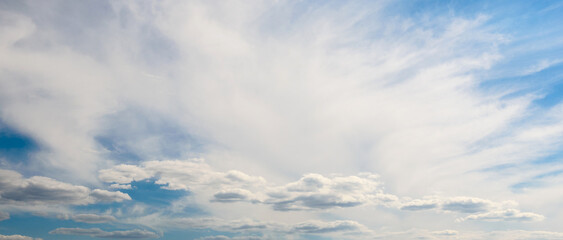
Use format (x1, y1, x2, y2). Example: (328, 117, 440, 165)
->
(1, 0, 563, 239)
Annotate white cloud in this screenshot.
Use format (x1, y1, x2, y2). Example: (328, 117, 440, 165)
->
(49, 228, 158, 239)
(99, 159, 545, 223)
(400, 199, 439, 211)
(109, 183, 132, 190)
(0, 234, 41, 240)
(72, 214, 116, 224)
(0, 169, 130, 205)
(291, 220, 369, 234)
(459, 208, 545, 222)
(129, 215, 370, 238)
(2, 0, 563, 237)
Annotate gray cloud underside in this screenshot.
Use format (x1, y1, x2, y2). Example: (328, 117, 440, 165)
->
(0, 169, 130, 205)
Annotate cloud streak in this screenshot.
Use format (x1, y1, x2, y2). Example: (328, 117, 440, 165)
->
(49, 228, 158, 239)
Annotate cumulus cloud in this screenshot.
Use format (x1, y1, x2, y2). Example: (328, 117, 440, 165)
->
(99, 160, 265, 191)
(100, 161, 395, 211)
(100, 160, 545, 222)
(0, 169, 130, 205)
(49, 228, 158, 239)
(72, 214, 116, 223)
(265, 173, 391, 211)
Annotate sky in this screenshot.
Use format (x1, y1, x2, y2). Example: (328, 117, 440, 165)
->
(1, 0, 563, 239)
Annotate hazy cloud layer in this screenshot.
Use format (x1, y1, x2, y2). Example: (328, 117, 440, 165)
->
(459, 209, 545, 222)
(71, 214, 116, 224)
(196, 236, 265, 240)
(0, 212, 9, 221)
(129, 215, 371, 238)
(49, 228, 158, 239)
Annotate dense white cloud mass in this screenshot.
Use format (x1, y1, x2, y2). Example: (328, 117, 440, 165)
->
(1, 0, 563, 239)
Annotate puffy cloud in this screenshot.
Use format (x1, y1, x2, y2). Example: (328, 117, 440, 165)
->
(49, 228, 158, 239)
(98, 165, 151, 185)
(0, 169, 130, 205)
(459, 209, 545, 222)
(100, 160, 545, 222)
(72, 214, 116, 223)
(100, 162, 390, 211)
(99, 160, 265, 191)
(264, 173, 389, 211)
